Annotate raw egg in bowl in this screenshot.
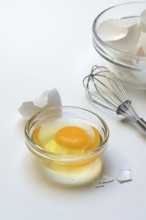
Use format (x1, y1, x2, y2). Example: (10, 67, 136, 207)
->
(25, 106, 109, 185)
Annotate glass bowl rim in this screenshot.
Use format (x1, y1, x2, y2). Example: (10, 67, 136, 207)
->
(25, 106, 109, 162)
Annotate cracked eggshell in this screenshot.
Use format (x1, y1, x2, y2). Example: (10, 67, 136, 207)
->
(99, 174, 114, 184)
(18, 88, 62, 120)
(140, 9, 146, 32)
(97, 19, 128, 42)
(33, 89, 61, 108)
(136, 46, 145, 57)
(141, 33, 146, 55)
(140, 10, 146, 54)
(131, 46, 146, 84)
(97, 18, 140, 52)
(116, 169, 132, 183)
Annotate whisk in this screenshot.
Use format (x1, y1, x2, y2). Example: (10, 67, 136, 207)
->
(83, 65, 146, 131)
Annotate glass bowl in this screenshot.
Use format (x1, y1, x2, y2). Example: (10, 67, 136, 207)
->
(25, 106, 109, 185)
(92, 1, 146, 89)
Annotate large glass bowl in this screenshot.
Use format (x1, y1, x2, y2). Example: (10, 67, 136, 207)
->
(93, 1, 146, 89)
(25, 106, 109, 185)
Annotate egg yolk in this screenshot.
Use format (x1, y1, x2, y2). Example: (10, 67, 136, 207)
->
(55, 126, 90, 149)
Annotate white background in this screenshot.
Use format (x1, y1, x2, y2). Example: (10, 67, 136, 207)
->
(0, 0, 146, 219)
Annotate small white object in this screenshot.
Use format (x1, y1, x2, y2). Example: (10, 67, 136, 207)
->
(116, 169, 132, 183)
(99, 174, 114, 184)
(18, 88, 62, 120)
(97, 18, 140, 52)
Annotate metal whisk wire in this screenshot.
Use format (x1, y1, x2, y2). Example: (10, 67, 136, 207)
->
(83, 65, 146, 131)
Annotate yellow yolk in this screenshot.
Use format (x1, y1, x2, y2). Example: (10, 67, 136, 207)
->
(55, 126, 90, 149)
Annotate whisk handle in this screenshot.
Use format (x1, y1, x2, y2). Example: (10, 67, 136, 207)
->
(137, 118, 146, 131)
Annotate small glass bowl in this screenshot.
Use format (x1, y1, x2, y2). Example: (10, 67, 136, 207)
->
(93, 1, 146, 89)
(25, 106, 109, 185)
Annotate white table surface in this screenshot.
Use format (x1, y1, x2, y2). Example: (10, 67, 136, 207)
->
(1, 0, 146, 219)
